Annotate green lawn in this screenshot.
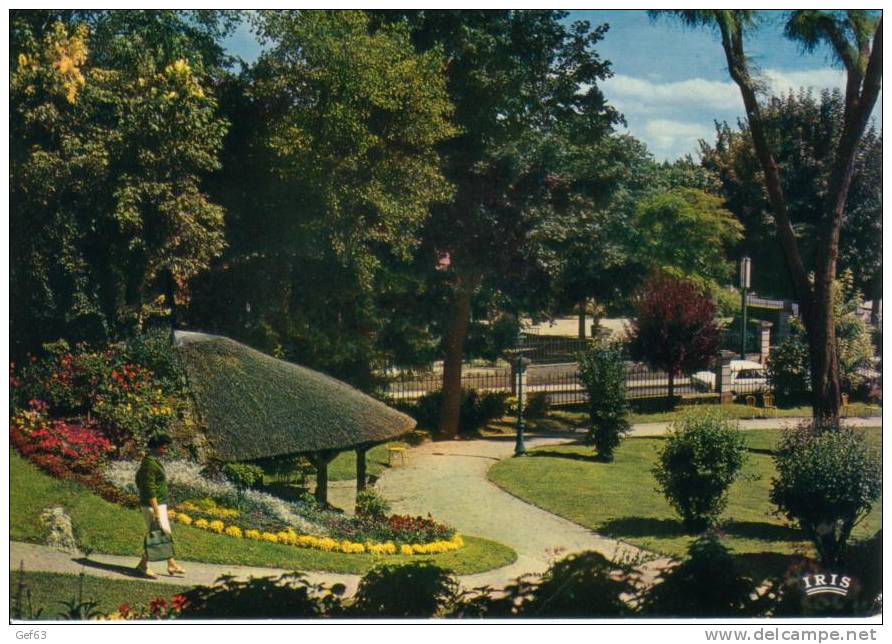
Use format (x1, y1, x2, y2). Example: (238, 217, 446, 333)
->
(488, 427, 881, 579)
(11, 453, 516, 575)
(548, 402, 881, 426)
(10, 570, 192, 620)
(328, 441, 408, 481)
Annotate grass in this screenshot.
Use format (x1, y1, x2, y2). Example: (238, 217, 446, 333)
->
(547, 402, 881, 426)
(488, 427, 881, 580)
(9, 570, 192, 620)
(328, 441, 408, 481)
(10, 452, 516, 576)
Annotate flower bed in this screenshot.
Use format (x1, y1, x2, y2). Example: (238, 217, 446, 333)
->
(167, 507, 464, 556)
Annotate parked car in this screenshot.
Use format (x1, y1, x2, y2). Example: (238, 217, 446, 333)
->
(691, 360, 769, 394)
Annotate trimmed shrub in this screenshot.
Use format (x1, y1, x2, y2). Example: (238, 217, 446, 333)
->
(766, 325, 812, 406)
(770, 422, 882, 567)
(523, 391, 550, 419)
(641, 534, 758, 616)
(350, 563, 459, 618)
(653, 410, 747, 532)
(355, 488, 390, 519)
(222, 462, 265, 489)
(578, 343, 630, 461)
(411, 388, 503, 434)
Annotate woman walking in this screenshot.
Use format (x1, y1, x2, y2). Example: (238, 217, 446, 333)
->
(135, 434, 186, 578)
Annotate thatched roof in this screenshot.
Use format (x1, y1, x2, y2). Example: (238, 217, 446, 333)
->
(174, 331, 415, 462)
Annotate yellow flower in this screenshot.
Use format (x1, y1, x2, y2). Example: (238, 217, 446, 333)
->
(261, 532, 278, 544)
(411, 544, 426, 554)
(245, 529, 262, 540)
(194, 518, 209, 530)
(276, 531, 294, 545)
(175, 513, 192, 525)
(400, 544, 413, 556)
(167, 509, 177, 519)
(225, 525, 242, 538)
(208, 520, 225, 534)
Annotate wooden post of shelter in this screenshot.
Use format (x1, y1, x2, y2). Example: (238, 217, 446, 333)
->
(311, 449, 339, 506)
(356, 445, 369, 492)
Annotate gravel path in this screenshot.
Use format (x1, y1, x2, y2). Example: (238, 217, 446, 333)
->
(375, 435, 673, 588)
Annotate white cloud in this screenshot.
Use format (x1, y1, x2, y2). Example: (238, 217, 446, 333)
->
(599, 66, 879, 160)
(641, 119, 715, 160)
(604, 74, 741, 111)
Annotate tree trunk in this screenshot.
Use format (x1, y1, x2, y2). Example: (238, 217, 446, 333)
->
(805, 282, 842, 421)
(355, 446, 368, 492)
(667, 372, 675, 401)
(578, 299, 587, 340)
(438, 275, 475, 440)
(870, 288, 881, 326)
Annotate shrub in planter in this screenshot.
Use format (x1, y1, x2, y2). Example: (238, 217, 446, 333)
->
(770, 422, 881, 567)
(355, 488, 391, 520)
(653, 410, 747, 532)
(578, 343, 630, 461)
(641, 534, 759, 616)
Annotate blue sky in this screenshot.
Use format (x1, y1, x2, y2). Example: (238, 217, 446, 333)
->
(224, 10, 879, 161)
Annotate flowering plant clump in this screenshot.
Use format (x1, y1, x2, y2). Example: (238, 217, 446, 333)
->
(11, 400, 114, 474)
(169, 509, 465, 557)
(104, 594, 187, 621)
(10, 332, 189, 457)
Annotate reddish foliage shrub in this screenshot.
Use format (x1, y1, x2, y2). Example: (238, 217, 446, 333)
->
(628, 274, 721, 398)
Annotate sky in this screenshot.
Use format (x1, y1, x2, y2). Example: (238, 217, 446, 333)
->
(223, 10, 880, 161)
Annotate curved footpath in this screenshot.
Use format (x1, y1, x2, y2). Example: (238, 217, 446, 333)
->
(10, 417, 879, 595)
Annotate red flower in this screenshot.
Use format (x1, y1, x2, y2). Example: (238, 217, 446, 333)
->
(149, 597, 168, 615)
(118, 603, 130, 618)
(171, 594, 188, 613)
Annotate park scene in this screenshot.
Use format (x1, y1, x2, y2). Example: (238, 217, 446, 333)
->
(8, 9, 883, 621)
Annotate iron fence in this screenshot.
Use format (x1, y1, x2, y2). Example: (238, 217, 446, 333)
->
(380, 361, 718, 405)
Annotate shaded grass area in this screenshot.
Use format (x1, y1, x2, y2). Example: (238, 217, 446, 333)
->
(549, 402, 881, 426)
(11, 453, 516, 575)
(10, 570, 191, 620)
(488, 428, 881, 579)
(328, 441, 407, 481)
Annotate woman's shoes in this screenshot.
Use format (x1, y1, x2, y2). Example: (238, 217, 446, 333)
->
(136, 565, 157, 579)
(167, 563, 186, 576)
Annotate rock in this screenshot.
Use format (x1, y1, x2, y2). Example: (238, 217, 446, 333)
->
(40, 507, 81, 556)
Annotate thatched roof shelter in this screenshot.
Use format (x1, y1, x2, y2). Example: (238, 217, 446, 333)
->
(174, 331, 415, 502)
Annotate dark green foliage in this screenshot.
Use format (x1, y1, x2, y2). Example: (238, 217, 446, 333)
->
(654, 411, 747, 532)
(770, 422, 882, 567)
(523, 391, 551, 419)
(122, 328, 183, 391)
(767, 329, 812, 406)
(350, 563, 460, 618)
(411, 388, 504, 435)
(221, 462, 264, 489)
(355, 489, 391, 520)
(641, 534, 759, 616)
(578, 343, 630, 460)
(179, 573, 341, 619)
(465, 552, 633, 618)
(174, 332, 415, 461)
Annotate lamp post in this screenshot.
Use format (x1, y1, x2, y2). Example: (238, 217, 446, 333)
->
(740, 256, 751, 359)
(507, 333, 533, 457)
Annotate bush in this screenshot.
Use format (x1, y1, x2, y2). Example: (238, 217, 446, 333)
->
(222, 462, 265, 489)
(350, 563, 459, 618)
(355, 488, 390, 519)
(766, 332, 811, 405)
(653, 410, 747, 532)
(411, 388, 504, 434)
(770, 422, 882, 567)
(523, 391, 550, 418)
(578, 343, 630, 461)
(641, 534, 758, 616)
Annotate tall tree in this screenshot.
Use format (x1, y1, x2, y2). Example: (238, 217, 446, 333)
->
(373, 10, 621, 438)
(10, 11, 232, 354)
(188, 10, 456, 387)
(700, 90, 882, 311)
(653, 10, 882, 420)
